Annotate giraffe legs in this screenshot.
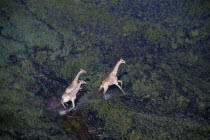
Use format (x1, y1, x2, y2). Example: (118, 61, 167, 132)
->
(69, 98, 76, 111)
(118, 80, 123, 88)
(114, 82, 126, 95)
(100, 86, 109, 99)
(61, 102, 69, 109)
(103, 86, 109, 95)
(61, 101, 66, 109)
(99, 84, 109, 95)
(100, 79, 126, 99)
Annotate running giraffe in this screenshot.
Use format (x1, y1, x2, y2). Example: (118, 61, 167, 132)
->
(99, 58, 126, 98)
(61, 80, 86, 111)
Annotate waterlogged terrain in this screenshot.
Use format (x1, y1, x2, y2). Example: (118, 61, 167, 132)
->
(0, 0, 210, 139)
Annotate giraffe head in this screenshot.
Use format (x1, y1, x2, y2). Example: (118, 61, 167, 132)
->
(119, 58, 126, 64)
(79, 80, 86, 85)
(80, 69, 87, 74)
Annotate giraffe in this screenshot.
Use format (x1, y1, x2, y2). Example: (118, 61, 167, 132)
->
(65, 69, 86, 93)
(61, 80, 86, 111)
(99, 58, 126, 98)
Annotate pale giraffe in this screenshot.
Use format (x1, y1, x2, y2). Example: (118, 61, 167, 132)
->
(65, 69, 86, 93)
(99, 58, 126, 98)
(61, 80, 86, 111)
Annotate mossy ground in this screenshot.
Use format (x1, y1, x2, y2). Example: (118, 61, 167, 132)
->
(0, 0, 209, 139)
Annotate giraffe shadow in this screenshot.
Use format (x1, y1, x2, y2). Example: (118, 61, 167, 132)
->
(118, 71, 128, 79)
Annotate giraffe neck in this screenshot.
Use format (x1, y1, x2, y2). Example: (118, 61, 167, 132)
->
(75, 82, 82, 91)
(109, 61, 121, 77)
(74, 82, 83, 95)
(72, 71, 82, 84)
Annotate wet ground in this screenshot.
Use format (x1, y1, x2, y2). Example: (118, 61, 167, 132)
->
(44, 92, 106, 140)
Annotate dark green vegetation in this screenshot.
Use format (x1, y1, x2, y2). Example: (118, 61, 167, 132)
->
(0, 0, 209, 139)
